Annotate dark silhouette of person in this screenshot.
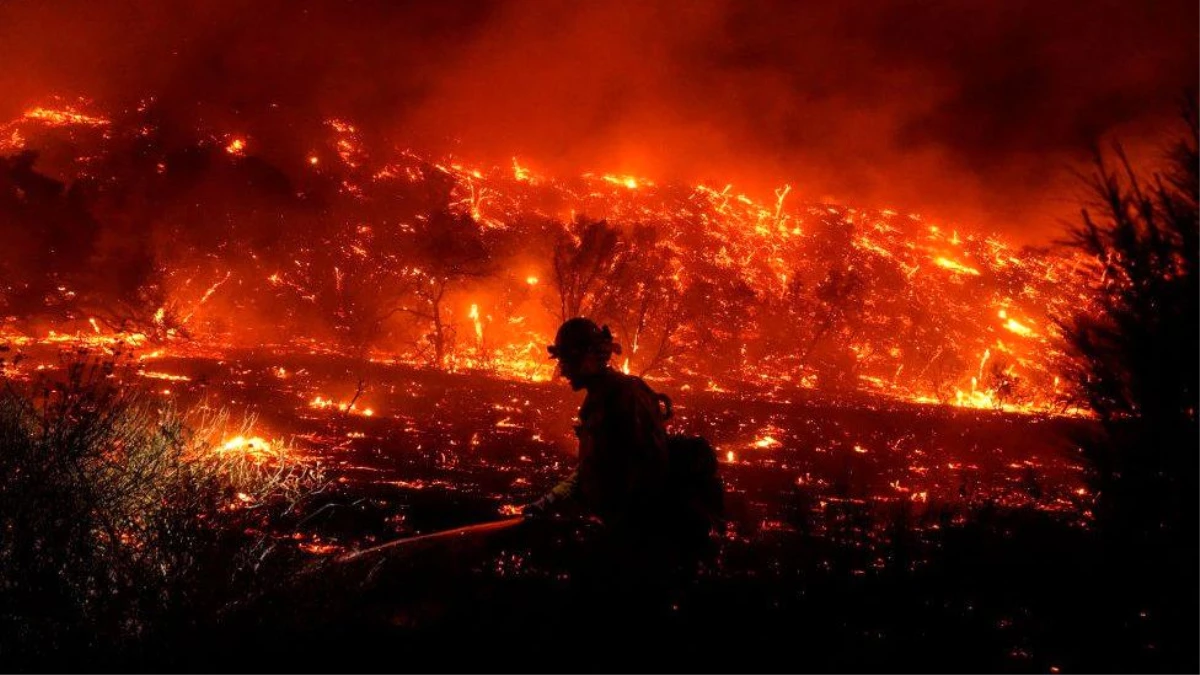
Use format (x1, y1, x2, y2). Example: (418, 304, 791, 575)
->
(523, 317, 672, 533)
(522, 317, 691, 649)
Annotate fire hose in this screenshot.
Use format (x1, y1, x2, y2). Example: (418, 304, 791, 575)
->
(334, 516, 526, 564)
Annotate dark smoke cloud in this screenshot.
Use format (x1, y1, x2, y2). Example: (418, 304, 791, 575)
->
(1, 0, 1194, 242)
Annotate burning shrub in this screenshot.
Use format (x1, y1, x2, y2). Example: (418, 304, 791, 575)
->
(0, 358, 325, 668)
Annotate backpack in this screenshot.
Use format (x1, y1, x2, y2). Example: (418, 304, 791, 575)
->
(666, 433, 726, 530)
(645, 386, 725, 532)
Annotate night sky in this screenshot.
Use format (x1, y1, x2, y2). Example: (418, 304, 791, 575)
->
(1, 0, 1195, 241)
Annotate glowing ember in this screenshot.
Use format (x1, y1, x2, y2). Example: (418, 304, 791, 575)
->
(309, 395, 374, 417)
(23, 106, 109, 127)
(298, 542, 341, 555)
(137, 370, 191, 382)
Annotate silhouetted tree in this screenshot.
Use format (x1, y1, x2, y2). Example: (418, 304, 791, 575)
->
(592, 225, 687, 376)
(397, 209, 493, 367)
(550, 217, 628, 322)
(799, 267, 867, 371)
(0, 151, 101, 324)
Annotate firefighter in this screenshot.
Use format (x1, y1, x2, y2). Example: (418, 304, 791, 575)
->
(522, 317, 673, 535)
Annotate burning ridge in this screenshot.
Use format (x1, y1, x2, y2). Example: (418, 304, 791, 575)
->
(0, 100, 1099, 415)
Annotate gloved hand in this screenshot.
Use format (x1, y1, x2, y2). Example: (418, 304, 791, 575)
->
(522, 501, 545, 519)
(522, 494, 556, 519)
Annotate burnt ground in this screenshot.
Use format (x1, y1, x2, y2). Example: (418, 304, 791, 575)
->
(42, 348, 1196, 672)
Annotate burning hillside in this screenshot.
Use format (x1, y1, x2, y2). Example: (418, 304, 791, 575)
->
(1, 100, 1097, 415)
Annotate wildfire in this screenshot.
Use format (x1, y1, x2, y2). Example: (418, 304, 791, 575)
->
(0, 100, 1101, 418)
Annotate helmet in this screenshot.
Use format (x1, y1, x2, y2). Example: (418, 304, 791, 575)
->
(547, 317, 621, 362)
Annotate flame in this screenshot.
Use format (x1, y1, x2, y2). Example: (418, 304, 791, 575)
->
(753, 435, 781, 449)
(215, 435, 280, 462)
(1003, 318, 1035, 337)
(934, 257, 981, 276)
(512, 158, 532, 182)
(602, 173, 643, 189)
(469, 303, 484, 344)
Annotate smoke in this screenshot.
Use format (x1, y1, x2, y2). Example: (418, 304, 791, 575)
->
(0, 0, 1194, 241)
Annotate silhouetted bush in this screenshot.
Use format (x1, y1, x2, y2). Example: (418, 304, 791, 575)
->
(1061, 100, 1198, 541)
(0, 357, 325, 668)
(1059, 101, 1198, 669)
